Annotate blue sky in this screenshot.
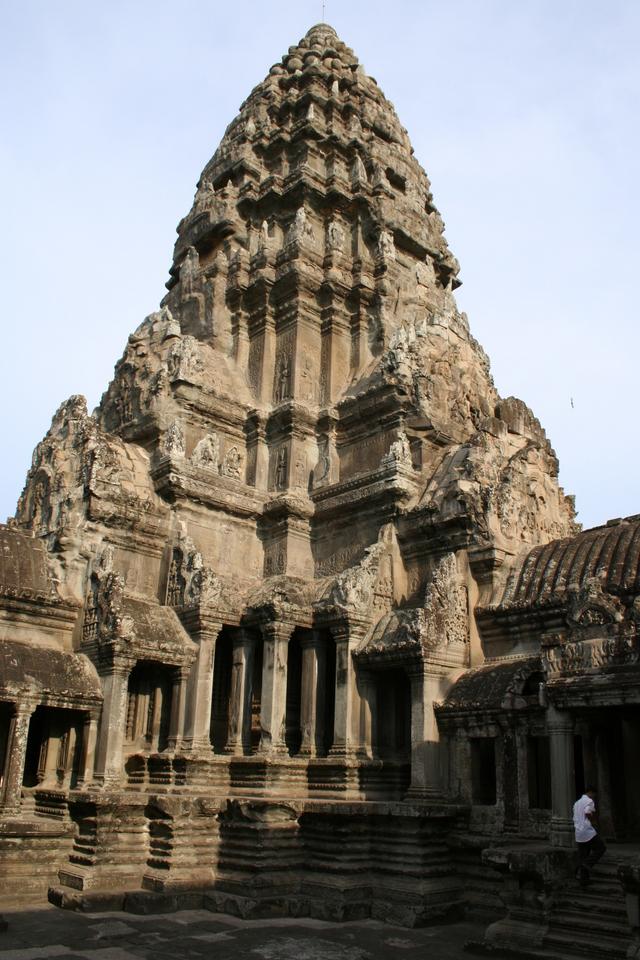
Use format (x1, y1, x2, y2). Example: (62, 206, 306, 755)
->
(1, 0, 638, 530)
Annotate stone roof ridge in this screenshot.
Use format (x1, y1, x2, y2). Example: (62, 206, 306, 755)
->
(493, 512, 640, 612)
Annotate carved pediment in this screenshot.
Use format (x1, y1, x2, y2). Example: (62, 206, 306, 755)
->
(566, 577, 623, 634)
(165, 532, 233, 613)
(317, 524, 398, 621)
(355, 552, 469, 667)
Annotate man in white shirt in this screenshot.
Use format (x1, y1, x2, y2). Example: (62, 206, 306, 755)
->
(573, 786, 606, 886)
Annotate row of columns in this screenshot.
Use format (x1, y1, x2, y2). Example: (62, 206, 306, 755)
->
(1, 621, 462, 811)
(0, 702, 100, 816)
(85, 617, 361, 789)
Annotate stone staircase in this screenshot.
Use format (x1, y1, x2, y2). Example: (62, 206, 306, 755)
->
(542, 859, 632, 960)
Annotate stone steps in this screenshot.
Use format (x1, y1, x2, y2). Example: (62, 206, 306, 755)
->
(551, 908, 630, 939)
(541, 862, 631, 960)
(543, 929, 629, 960)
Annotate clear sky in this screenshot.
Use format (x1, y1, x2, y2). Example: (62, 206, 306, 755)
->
(1, 0, 638, 530)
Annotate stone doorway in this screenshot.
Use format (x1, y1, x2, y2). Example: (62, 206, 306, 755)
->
(372, 669, 411, 761)
(125, 662, 173, 755)
(575, 706, 640, 841)
(22, 706, 85, 790)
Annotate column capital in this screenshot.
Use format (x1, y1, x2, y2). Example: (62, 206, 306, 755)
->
(13, 698, 37, 719)
(260, 620, 295, 643)
(546, 705, 574, 734)
(232, 627, 256, 650)
(99, 657, 135, 679)
(406, 663, 426, 681)
(299, 628, 323, 651)
(329, 619, 369, 645)
(178, 608, 225, 641)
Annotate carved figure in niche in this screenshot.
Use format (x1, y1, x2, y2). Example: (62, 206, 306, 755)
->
(288, 206, 314, 246)
(180, 246, 199, 296)
(428, 209, 445, 243)
(195, 179, 215, 210)
(371, 163, 386, 191)
(294, 458, 307, 489)
(31, 476, 50, 531)
(265, 547, 286, 577)
(191, 433, 219, 470)
(166, 549, 186, 606)
(168, 336, 202, 382)
(119, 375, 134, 423)
(377, 230, 396, 262)
(164, 421, 185, 458)
(386, 431, 411, 465)
(275, 354, 291, 402)
(327, 219, 345, 254)
(83, 576, 100, 643)
(314, 436, 331, 484)
(300, 351, 314, 402)
(220, 445, 243, 481)
(275, 445, 288, 490)
(351, 153, 366, 183)
(416, 258, 436, 288)
(257, 219, 270, 255)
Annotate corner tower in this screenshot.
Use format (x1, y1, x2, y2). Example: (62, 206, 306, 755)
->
(5, 24, 582, 921)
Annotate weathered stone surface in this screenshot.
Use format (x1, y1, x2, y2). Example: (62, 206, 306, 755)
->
(0, 21, 638, 957)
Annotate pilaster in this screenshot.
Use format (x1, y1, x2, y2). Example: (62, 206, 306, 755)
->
(329, 620, 368, 760)
(0, 700, 36, 815)
(93, 659, 134, 787)
(405, 666, 448, 801)
(226, 629, 256, 755)
(181, 616, 223, 754)
(166, 666, 189, 751)
(547, 705, 575, 848)
(258, 621, 294, 756)
(75, 710, 100, 787)
(298, 630, 326, 757)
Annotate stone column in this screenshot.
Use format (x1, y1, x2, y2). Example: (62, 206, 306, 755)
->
(94, 660, 133, 786)
(299, 630, 326, 757)
(258, 622, 293, 756)
(547, 705, 575, 848)
(226, 629, 255, 755)
(166, 667, 189, 751)
(182, 619, 222, 753)
(329, 621, 367, 759)
(355, 668, 375, 760)
(76, 711, 100, 787)
(406, 667, 447, 800)
(0, 701, 35, 815)
(502, 720, 520, 833)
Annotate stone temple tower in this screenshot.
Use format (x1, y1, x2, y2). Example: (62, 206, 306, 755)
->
(8, 26, 626, 939)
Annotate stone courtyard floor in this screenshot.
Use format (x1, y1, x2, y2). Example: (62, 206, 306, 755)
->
(0, 907, 487, 960)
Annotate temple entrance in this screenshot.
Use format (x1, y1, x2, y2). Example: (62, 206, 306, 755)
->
(211, 630, 233, 754)
(285, 631, 302, 755)
(575, 706, 640, 841)
(23, 706, 85, 789)
(372, 669, 411, 761)
(124, 661, 174, 754)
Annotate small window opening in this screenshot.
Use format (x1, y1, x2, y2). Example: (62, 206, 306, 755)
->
(527, 735, 551, 809)
(470, 738, 497, 805)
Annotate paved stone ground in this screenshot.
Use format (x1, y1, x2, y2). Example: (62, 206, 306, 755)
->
(0, 907, 486, 960)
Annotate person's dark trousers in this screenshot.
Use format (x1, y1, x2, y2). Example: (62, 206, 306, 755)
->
(577, 834, 607, 871)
